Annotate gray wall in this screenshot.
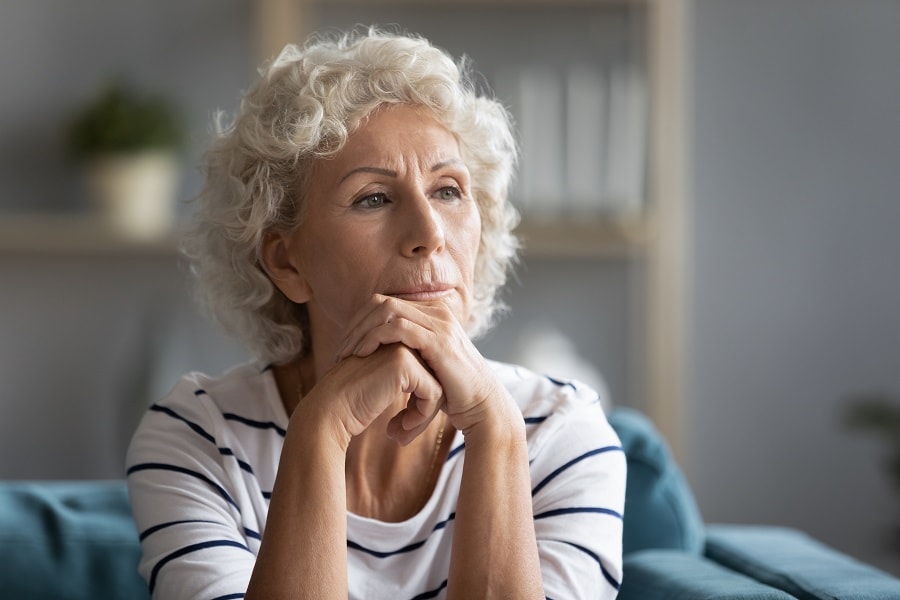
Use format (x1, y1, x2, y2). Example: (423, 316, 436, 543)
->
(0, 253, 249, 479)
(689, 0, 900, 575)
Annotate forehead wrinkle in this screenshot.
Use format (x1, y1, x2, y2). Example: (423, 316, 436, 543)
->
(431, 158, 466, 172)
(338, 166, 397, 184)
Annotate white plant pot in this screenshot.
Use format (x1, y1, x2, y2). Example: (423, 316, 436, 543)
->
(85, 151, 180, 240)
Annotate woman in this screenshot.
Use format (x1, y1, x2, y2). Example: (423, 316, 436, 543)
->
(127, 29, 625, 599)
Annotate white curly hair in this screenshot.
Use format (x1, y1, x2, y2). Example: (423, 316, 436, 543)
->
(184, 28, 520, 364)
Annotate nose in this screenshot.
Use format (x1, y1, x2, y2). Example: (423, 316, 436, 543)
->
(400, 194, 445, 258)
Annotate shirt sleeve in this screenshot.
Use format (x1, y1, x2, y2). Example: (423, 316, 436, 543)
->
(527, 384, 626, 600)
(125, 375, 258, 599)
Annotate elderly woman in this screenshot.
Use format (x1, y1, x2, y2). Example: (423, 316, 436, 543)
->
(127, 29, 625, 599)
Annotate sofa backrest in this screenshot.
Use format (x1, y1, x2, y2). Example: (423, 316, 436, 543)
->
(0, 480, 148, 600)
(608, 407, 705, 555)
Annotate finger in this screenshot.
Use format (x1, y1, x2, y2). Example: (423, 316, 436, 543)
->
(400, 394, 440, 431)
(336, 295, 442, 362)
(388, 369, 444, 445)
(387, 408, 433, 446)
(351, 317, 434, 360)
(334, 294, 397, 361)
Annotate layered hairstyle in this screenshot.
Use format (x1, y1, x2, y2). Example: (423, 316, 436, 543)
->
(185, 28, 520, 363)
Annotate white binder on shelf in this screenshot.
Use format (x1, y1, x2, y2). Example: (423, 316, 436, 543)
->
(517, 66, 565, 219)
(605, 64, 648, 216)
(565, 64, 608, 218)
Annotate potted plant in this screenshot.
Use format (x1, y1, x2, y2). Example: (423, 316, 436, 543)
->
(844, 392, 900, 554)
(65, 80, 184, 240)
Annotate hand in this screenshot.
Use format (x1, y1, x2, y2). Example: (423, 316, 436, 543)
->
(335, 294, 517, 437)
(301, 343, 444, 448)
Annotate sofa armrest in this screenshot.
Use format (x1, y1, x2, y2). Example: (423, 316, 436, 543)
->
(619, 549, 796, 600)
(705, 524, 900, 600)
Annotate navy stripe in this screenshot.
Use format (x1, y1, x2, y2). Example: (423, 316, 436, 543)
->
(149, 405, 257, 477)
(195, 389, 208, 396)
(447, 443, 465, 461)
(212, 594, 245, 600)
(139, 519, 220, 542)
(562, 540, 621, 591)
(148, 539, 250, 593)
(348, 512, 456, 559)
(545, 376, 577, 391)
(127, 463, 240, 511)
(150, 404, 216, 444)
(531, 445, 624, 497)
(140, 518, 259, 544)
(223, 412, 287, 437)
(409, 579, 448, 600)
(218, 447, 255, 474)
(262, 490, 273, 500)
(347, 538, 427, 559)
(534, 506, 623, 521)
(524, 415, 548, 424)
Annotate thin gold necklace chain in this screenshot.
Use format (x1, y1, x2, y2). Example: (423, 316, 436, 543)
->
(418, 417, 446, 509)
(295, 362, 446, 510)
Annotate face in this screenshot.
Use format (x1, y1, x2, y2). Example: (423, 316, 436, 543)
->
(278, 104, 482, 350)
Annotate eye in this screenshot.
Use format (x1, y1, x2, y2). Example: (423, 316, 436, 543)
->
(434, 186, 462, 201)
(354, 192, 388, 209)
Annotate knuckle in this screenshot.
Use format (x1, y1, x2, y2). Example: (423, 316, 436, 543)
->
(381, 295, 403, 314)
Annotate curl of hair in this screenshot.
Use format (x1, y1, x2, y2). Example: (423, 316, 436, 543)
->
(184, 28, 520, 364)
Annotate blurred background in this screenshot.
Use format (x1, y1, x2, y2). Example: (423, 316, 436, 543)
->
(1, 0, 898, 576)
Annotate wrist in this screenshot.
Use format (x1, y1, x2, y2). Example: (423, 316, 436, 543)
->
(288, 390, 353, 454)
(459, 391, 526, 452)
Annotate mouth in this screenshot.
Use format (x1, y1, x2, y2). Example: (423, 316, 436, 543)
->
(386, 284, 454, 302)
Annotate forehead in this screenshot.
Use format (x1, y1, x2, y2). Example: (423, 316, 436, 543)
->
(336, 104, 461, 166)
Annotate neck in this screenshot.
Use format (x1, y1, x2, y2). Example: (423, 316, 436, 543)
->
(346, 412, 448, 522)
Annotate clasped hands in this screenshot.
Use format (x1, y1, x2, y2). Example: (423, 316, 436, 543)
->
(305, 294, 507, 448)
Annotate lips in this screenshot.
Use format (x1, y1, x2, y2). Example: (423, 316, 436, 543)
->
(386, 283, 454, 301)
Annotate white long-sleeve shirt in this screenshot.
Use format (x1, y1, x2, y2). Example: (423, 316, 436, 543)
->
(126, 360, 626, 599)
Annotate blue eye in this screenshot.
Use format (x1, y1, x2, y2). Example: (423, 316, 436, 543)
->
(435, 186, 462, 201)
(356, 193, 387, 208)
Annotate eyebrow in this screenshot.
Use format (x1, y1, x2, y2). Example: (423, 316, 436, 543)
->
(338, 159, 465, 184)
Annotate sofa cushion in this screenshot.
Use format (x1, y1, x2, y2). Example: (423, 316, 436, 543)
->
(705, 525, 900, 600)
(608, 407, 705, 555)
(0, 480, 148, 599)
(619, 548, 797, 600)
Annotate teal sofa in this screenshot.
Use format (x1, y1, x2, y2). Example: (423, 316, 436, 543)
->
(1, 408, 898, 599)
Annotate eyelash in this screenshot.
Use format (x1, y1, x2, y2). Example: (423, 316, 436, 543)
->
(435, 185, 463, 201)
(352, 186, 463, 209)
(354, 192, 388, 209)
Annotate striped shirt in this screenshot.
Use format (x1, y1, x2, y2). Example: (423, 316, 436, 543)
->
(126, 360, 625, 599)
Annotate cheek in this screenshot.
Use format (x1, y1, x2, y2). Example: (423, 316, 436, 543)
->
(464, 211, 483, 273)
(301, 236, 375, 301)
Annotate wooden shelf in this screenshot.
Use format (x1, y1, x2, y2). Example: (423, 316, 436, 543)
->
(0, 214, 180, 257)
(515, 213, 655, 259)
(314, 0, 642, 5)
(0, 212, 654, 260)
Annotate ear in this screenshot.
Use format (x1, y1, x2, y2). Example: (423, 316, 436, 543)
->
(260, 230, 312, 304)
